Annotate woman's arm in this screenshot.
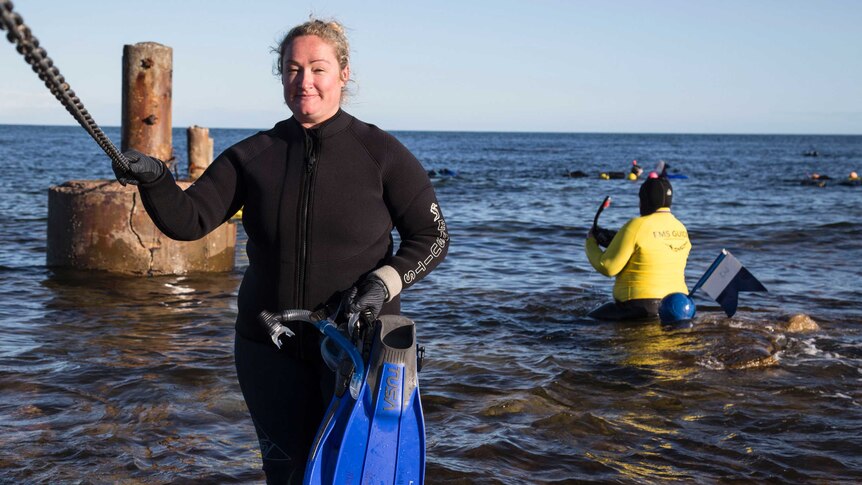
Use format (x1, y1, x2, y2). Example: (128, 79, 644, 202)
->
(138, 153, 244, 241)
(374, 138, 449, 299)
(585, 218, 641, 277)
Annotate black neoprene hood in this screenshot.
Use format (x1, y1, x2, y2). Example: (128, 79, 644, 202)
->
(639, 177, 673, 215)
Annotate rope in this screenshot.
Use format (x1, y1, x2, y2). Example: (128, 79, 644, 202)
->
(0, 0, 130, 173)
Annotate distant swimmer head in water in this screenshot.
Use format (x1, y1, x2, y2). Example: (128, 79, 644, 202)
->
(639, 175, 673, 216)
(850, 171, 859, 180)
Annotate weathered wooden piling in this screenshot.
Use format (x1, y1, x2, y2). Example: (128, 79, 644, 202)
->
(187, 125, 213, 180)
(45, 43, 236, 275)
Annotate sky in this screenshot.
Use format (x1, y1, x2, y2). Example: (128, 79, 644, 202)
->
(1, 0, 860, 134)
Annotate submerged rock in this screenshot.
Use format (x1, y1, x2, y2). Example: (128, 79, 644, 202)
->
(714, 339, 780, 370)
(723, 348, 780, 369)
(784, 314, 820, 333)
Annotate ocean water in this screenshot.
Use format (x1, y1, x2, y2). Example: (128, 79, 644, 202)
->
(1, 124, 861, 484)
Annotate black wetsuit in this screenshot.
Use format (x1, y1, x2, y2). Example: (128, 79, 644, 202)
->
(137, 110, 449, 483)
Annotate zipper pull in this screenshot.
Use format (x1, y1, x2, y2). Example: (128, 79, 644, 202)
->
(304, 129, 318, 173)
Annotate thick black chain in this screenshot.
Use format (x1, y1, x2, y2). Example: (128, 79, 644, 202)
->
(0, 0, 130, 173)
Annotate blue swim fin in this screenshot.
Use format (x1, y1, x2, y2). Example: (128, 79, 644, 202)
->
(304, 315, 425, 485)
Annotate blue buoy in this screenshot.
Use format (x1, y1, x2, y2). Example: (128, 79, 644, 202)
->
(659, 292, 696, 324)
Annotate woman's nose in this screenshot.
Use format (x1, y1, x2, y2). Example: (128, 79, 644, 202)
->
(299, 70, 314, 90)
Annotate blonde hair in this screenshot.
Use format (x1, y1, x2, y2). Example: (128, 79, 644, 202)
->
(274, 18, 350, 77)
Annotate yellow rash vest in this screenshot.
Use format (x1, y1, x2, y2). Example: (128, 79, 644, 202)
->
(585, 208, 690, 301)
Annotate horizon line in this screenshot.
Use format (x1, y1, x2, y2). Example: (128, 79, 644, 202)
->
(0, 122, 858, 138)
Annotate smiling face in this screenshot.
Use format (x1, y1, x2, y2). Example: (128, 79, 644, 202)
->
(282, 35, 349, 128)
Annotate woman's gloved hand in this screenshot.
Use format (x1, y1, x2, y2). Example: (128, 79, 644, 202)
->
(113, 149, 166, 185)
(342, 274, 389, 322)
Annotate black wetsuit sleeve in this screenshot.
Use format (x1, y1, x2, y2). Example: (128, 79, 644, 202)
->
(137, 152, 244, 241)
(381, 137, 449, 289)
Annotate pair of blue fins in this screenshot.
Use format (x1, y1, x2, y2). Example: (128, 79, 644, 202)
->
(258, 309, 425, 484)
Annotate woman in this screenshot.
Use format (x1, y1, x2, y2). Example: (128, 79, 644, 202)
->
(585, 174, 689, 320)
(113, 18, 449, 483)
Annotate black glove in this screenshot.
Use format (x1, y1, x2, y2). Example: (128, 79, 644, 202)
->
(113, 149, 166, 185)
(594, 226, 617, 248)
(342, 274, 389, 322)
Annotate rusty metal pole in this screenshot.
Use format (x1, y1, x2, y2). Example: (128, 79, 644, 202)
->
(122, 42, 173, 164)
(187, 125, 213, 180)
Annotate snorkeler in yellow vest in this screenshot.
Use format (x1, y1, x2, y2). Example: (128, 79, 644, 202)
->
(628, 159, 643, 180)
(585, 174, 691, 320)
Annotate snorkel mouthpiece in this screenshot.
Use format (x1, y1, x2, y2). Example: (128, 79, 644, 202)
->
(257, 310, 296, 349)
(256, 308, 366, 399)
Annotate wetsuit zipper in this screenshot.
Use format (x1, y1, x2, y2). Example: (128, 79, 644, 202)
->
(296, 129, 319, 313)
